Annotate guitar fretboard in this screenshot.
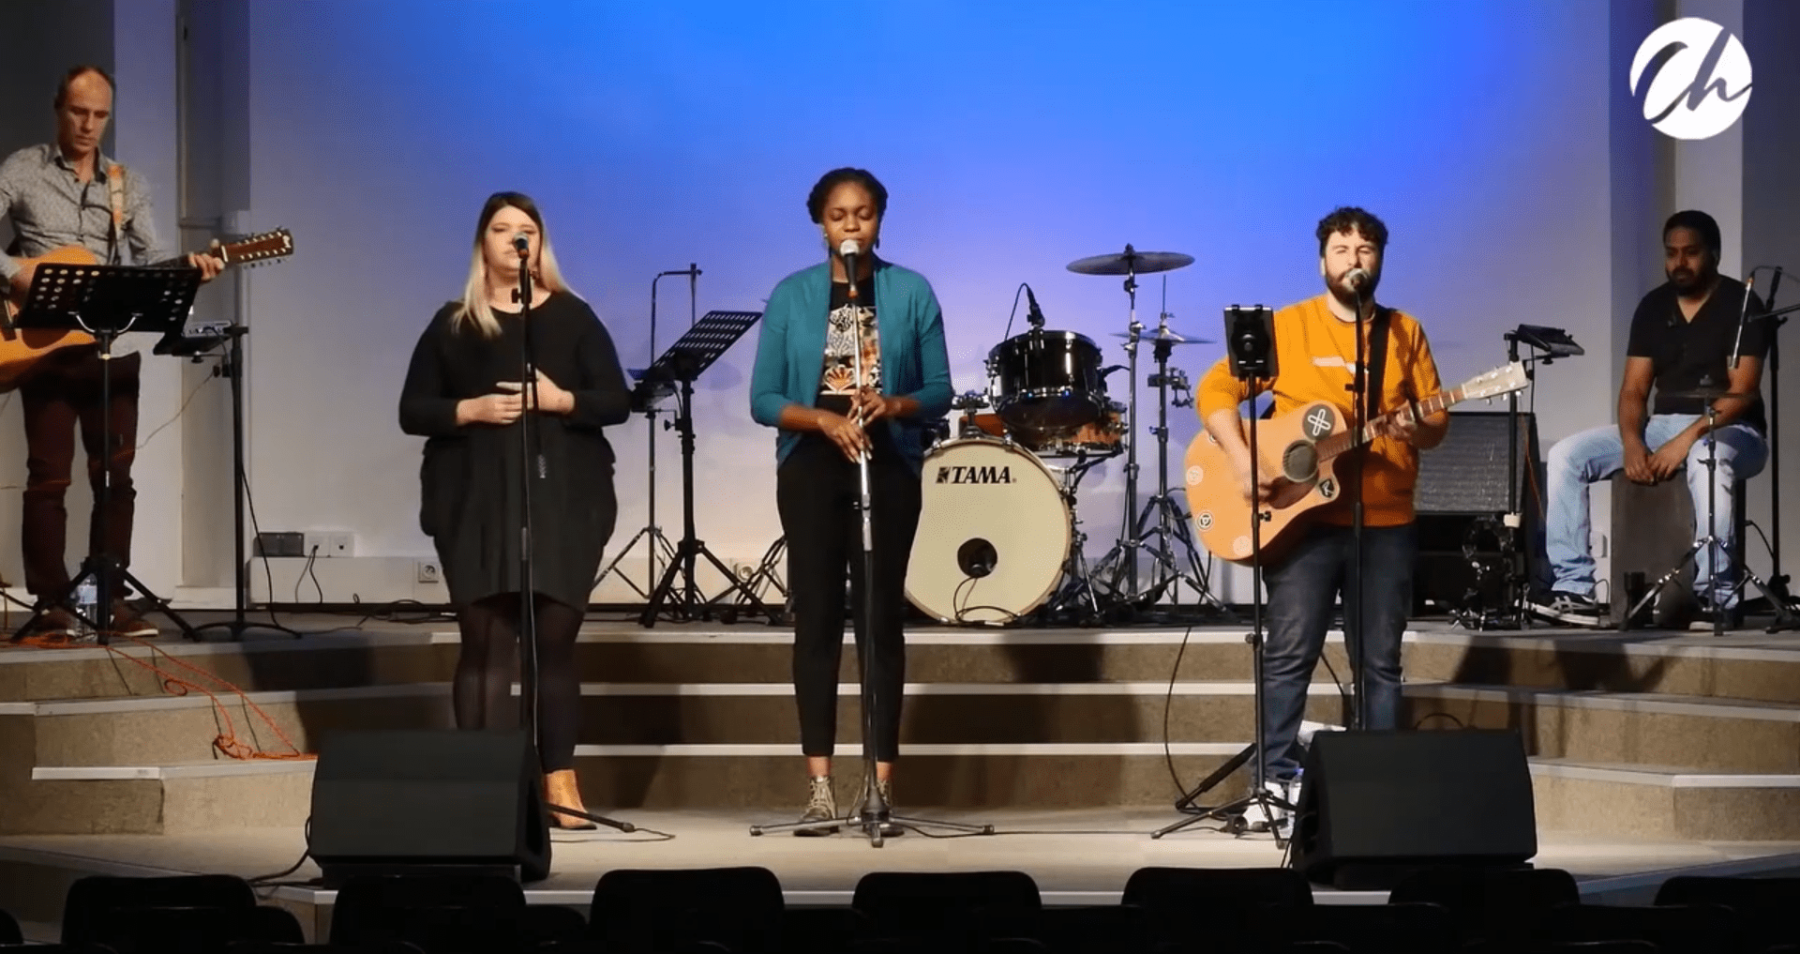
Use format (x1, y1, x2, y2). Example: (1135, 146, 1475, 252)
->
(1312, 386, 1464, 462)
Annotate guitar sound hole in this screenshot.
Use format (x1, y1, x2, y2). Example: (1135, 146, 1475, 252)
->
(1282, 443, 1318, 482)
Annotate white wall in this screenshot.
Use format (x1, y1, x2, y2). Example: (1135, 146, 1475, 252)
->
(221, 0, 1633, 607)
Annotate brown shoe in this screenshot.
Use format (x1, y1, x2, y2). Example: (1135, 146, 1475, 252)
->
(543, 769, 597, 830)
(19, 607, 78, 640)
(109, 601, 158, 638)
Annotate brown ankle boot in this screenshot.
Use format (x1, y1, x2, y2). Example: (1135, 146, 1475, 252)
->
(543, 769, 596, 830)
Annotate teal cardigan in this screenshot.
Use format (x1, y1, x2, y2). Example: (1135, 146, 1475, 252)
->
(749, 258, 954, 473)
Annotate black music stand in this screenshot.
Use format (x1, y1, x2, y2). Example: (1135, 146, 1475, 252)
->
(639, 310, 781, 627)
(8, 263, 201, 644)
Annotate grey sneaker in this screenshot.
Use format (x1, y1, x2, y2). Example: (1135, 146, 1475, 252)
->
(1528, 591, 1606, 627)
(793, 775, 838, 836)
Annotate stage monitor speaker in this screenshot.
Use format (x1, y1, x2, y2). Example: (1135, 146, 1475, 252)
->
(1413, 411, 1549, 612)
(1289, 729, 1537, 889)
(1415, 410, 1540, 515)
(308, 729, 551, 887)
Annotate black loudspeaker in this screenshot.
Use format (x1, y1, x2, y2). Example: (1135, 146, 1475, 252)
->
(1413, 411, 1548, 613)
(308, 730, 551, 887)
(1289, 730, 1537, 889)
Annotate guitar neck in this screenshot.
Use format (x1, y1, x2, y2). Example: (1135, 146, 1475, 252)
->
(1313, 386, 1465, 462)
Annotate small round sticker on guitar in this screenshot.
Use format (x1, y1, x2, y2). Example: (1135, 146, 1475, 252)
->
(1196, 510, 1213, 531)
(1233, 535, 1251, 557)
(1303, 405, 1336, 439)
(1186, 466, 1203, 486)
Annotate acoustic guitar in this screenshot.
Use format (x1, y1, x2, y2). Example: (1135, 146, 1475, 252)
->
(0, 228, 294, 391)
(1182, 362, 1530, 565)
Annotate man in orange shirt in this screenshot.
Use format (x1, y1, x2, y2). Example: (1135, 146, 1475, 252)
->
(1196, 207, 1448, 826)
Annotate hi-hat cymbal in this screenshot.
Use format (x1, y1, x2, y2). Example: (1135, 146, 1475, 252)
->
(1111, 327, 1214, 345)
(1067, 249, 1195, 276)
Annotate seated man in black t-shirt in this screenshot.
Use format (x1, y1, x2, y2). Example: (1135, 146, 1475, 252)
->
(1530, 210, 1769, 627)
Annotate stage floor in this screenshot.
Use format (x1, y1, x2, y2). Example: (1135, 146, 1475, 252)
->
(3, 809, 1799, 919)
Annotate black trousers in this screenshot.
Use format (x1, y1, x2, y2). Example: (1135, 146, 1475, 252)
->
(776, 435, 921, 762)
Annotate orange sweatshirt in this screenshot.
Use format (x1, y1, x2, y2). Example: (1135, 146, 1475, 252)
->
(1197, 295, 1445, 527)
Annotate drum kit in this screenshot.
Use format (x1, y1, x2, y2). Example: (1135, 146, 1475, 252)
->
(905, 245, 1231, 625)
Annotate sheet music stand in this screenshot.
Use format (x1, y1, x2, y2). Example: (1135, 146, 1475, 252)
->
(9, 263, 201, 644)
(638, 310, 780, 627)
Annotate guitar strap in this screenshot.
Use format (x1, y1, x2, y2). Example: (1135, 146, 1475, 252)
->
(1362, 305, 1394, 439)
(105, 162, 127, 265)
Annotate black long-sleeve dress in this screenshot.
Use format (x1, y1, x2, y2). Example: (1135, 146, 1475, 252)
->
(398, 292, 632, 609)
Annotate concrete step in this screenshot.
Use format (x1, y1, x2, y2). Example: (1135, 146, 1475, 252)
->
(0, 628, 1366, 702)
(1406, 632, 1800, 707)
(1530, 758, 1800, 842)
(3, 743, 1247, 834)
(1403, 683, 1800, 773)
(0, 681, 1348, 766)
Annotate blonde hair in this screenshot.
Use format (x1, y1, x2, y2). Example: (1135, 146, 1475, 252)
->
(453, 191, 576, 338)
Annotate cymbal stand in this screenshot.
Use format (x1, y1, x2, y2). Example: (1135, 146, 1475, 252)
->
(1089, 251, 1146, 608)
(1133, 312, 1228, 618)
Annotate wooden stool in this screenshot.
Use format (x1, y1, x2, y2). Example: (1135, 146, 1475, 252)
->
(1609, 469, 1745, 627)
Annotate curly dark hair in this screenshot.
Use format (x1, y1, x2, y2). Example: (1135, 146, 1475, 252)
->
(807, 167, 889, 224)
(1315, 206, 1389, 256)
(1664, 210, 1722, 258)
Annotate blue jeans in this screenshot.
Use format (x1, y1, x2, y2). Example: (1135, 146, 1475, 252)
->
(1259, 523, 1414, 782)
(1544, 416, 1767, 606)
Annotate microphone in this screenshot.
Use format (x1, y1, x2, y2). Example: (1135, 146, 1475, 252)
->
(1731, 273, 1755, 369)
(957, 538, 998, 579)
(1344, 268, 1371, 290)
(1025, 286, 1047, 328)
(512, 232, 530, 256)
(839, 239, 861, 300)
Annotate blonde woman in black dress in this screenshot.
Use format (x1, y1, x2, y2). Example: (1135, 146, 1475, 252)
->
(399, 192, 631, 827)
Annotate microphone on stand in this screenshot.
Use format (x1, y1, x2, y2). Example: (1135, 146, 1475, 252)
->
(1731, 273, 1755, 370)
(1025, 286, 1047, 328)
(840, 239, 861, 295)
(513, 232, 530, 256)
(1344, 267, 1371, 290)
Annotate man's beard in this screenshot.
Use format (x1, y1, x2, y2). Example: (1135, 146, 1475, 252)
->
(1668, 265, 1712, 294)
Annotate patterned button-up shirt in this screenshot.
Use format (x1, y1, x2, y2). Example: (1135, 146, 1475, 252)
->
(0, 143, 171, 356)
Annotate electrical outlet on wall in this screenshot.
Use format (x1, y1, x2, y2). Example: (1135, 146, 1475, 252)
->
(417, 560, 441, 584)
(303, 531, 355, 558)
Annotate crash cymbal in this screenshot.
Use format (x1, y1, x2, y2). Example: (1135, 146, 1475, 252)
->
(1659, 388, 1758, 402)
(1111, 327, 1214, 345)
(1066, 248, 1195, 276)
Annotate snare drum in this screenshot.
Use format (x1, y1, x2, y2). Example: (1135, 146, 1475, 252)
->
(987, 329, 1105, 435)
(906, 437, 1072, 625)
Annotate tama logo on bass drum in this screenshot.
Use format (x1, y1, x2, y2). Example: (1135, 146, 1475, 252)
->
(936, 465, 1014, 484)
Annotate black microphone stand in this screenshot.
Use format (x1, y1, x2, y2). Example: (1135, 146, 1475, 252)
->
(1745, 268, 1800, 631)
(511, 244, 632, 834)
(1154, 304, 1289, 840)
(1347, 282, 1369, 733)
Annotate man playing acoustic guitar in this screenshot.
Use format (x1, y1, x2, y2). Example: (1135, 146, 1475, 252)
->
(1195, 207, 1448, 829)
(0, 65, 223, 639)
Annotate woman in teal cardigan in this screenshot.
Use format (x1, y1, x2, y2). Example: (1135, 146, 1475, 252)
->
(748, 168, 953, 833)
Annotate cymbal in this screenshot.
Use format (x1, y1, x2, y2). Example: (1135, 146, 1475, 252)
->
(1660, 388, 1758, 402)
(1112, 328, 1214, 345)
(1067, 249, 1195, 276)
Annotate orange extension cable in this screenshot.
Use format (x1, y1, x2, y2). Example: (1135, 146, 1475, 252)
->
(14, 629, 315, 762)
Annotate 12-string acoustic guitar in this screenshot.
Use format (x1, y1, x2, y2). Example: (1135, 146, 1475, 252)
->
(0, 228, 294, 392)
(1183, 362, 1529, 565)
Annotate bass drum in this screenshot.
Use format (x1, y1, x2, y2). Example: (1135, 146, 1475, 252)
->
(906, 437, 1071, 625)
